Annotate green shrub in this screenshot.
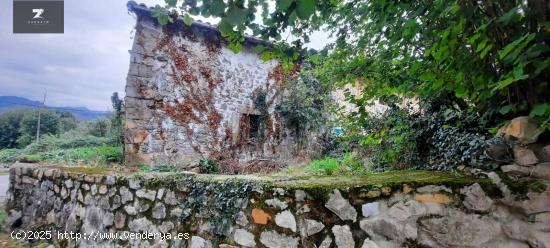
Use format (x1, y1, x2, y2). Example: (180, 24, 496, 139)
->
(307, 157, 340, 175)
(24, 133, 110, 153)
(199, 159, 218, 174)
(341, 153, 365, 174)
(0, 148, 24, 163)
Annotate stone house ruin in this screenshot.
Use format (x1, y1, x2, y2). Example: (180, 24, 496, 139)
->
(124, 2, 309, 170)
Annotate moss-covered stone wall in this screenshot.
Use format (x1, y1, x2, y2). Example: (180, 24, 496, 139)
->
(5, 164, 550, 247)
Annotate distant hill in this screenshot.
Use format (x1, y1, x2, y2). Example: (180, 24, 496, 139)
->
(0, 96, 110, 120)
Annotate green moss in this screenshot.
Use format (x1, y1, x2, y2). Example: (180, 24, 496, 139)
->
(61, 166, 113, 175)
(499, 173, 547, 195)
(272, 170, 490, 190)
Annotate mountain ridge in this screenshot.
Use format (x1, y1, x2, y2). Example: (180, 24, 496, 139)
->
(0, 96, 110, 120)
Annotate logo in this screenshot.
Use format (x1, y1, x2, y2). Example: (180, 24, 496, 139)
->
(32, 9, 45, 19)
(13, 1, 64, 33)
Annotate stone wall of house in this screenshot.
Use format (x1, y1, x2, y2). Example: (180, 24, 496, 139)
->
(125, 3, 304, 169)
(5, 164, 550, 248)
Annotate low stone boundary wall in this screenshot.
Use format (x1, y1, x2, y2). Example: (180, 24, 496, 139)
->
(4, 164, 550, 247)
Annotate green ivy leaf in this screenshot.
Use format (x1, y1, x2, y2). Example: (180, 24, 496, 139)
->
(296, 0, 315, 19)
(225, 7, 248, 26)
(277, 0, 294, 11)
(165, 0, 177, 7)
(217, 20, 233, 35)
(530, 104, 550, 117)
(499, 104, 515, 114)
(183, 14, 194, 26)
(210, 0, 226, 16)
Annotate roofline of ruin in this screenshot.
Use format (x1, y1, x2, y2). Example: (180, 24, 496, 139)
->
(127, 1, 272, 48)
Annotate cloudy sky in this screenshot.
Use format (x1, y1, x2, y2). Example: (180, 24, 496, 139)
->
(0, 0, 330, 111)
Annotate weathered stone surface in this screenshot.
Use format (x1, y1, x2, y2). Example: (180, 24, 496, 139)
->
(416, 185, 452, 194)
(190, 236, 213, 248)
(114, 211, 126, 229)
(103, 212, 114, 226)
(136, 188, 157, 201)
(318, 236, 332, 248)
(235, 211, 249, 226)
(532, 162, 550, 180)
(98, 185, 108, 195)
(501, 164, 531, 176)
(251, 208, 271, 225)
(521, 191, 550, 214)
(332, 225, 355, 248)
(485, 142, 511, 162)
(499, 116, 539, 144)
(361, 239, 381, 248)
(152, 202, 166, 219)
(460, 183, 493, 212)
(414, 193, 453, 205)
(7, 210, 22, 227)
(295, 190, 306, 201)
(418, 210, 502, 247)
(156, 187, 165, 200)
(164, 190, 178, 205)
(274, 210, 297, 232)
(128, 179, 141, 189)
(325, 189, 357, 222)
(513, 147, 539, 166)
(403, 184, 413, 194)
(259, 231, 298, 248)
(303, 219, 324, 236)
(233, 229, 256, 247)
(362, 202, 380, 218)
(119, 186, 133, 203)
(124, 205, 137, 215)
(265, 198, 288, 209)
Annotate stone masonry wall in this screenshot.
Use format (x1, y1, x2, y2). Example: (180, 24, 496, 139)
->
(125, 3, 303, 169)
(5, 164, 550, 248)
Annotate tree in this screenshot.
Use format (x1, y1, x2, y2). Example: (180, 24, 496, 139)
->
(110, 92, 124, 145)
(17, 110, 60, 147)
(0, 109, 28, 148)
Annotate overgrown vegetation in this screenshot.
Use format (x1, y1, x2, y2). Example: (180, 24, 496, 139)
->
(0, 93, 124, 167)
(274, 153, 366, 176)
(153, 0, 549, 171)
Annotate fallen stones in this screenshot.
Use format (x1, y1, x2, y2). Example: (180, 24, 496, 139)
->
(513, 147, 539, 166)
(460, 183, 493, 212)
(259, 230, 298, 248)
(274, 210, 296, 232)
(325, 189, 357, 222)
(499, 116, 539, 144)
(531, 162, 550, 180)
(418, 210, 502, 247)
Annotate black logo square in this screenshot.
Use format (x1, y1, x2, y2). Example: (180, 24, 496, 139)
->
(13, 0, 64, 33)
